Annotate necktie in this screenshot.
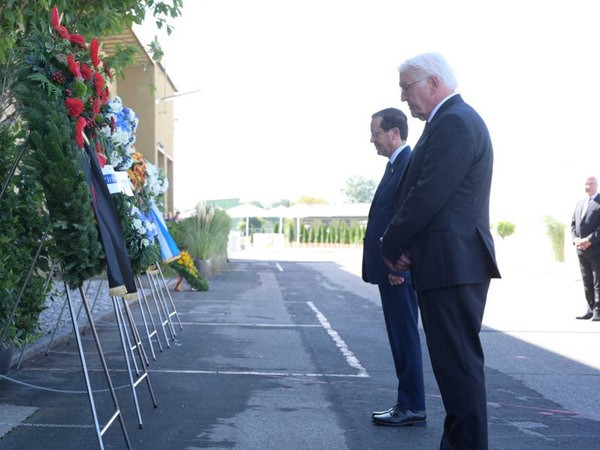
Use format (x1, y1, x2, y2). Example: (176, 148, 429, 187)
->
(582, 196, 593, 218)
(387, 161, 394, 175)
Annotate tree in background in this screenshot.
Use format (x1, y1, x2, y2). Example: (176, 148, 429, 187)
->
(1, 1, 183, 127)
(495, 221, 516, 239)
(343, 175, 376, 203)
(296, 196, 327, 204)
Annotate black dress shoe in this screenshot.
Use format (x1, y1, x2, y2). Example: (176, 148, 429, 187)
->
(371, 405, 397, 417)
(372, 407, 426, 427)
(576, 312, 593, 320)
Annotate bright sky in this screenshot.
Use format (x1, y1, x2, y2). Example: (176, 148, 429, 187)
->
(136, 0, 599, 232)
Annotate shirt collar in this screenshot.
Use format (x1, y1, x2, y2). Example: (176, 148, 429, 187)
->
(389, 143, 409, 164)
(427, 92, 459, 123)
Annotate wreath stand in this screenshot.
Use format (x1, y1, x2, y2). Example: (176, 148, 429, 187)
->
(62, 277, 132, 449)
(1, 159, 132, 448)
(111, 295, 158, 428)
(148, 263, 183, 335)
(33, 274, 158, 429)
(135, 263, 183, 350)
(41, 273, 106, 360)
(134, 275, 165, 357)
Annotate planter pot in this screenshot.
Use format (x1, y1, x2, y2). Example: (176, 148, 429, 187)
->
(0, 344, 14, 375)
(194, 258, 212, 278)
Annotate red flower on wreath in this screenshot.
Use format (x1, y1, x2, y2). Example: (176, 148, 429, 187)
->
(54, 25, 71, 40)
(100, 86, 110, 105)
(93, 72, 104, 95)
(69, 34, 87, 49)
(65, 97, 84, 117)
(91, 97, 101, 118)
(46, 6, 115, 151)
(75, 116, 87, 148)
(90, 37, 100, 67)
(51, 6, 60, 28)
(103, 61, 112, 79)
(80, 63, 92, 81)
(67, 53, 82, 78)
(94, 142, 107, 168)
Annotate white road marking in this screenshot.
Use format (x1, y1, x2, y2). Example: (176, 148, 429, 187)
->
(275, 263, 283, 271)
(22, 367, 368, 378)
(179, 322, 320, 328)
(306, 301, 369, 377)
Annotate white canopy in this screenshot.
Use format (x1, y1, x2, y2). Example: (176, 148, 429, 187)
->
(226, 204, 269, 236)
(226, 203, 269, 219)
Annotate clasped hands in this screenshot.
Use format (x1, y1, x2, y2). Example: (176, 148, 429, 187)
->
(574, 237, 592, 251)
(384, 251, 413, 272)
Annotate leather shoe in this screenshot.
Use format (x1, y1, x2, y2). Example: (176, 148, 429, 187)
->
(372, 407, 426, 427)
(576, 312, 593, 320)
(372, 405, 396, 417)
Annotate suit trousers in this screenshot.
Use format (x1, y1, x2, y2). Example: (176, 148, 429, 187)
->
(577, 252, 600, 312)
(418, 282, 490, 450)
(378, 284, 425, 411)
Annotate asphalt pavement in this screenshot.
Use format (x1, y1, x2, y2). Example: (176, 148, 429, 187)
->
(0, 246, 599, 449)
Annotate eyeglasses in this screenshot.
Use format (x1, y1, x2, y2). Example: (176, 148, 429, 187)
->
(400, 77, 427, 94)
(371, 130, 388, 139)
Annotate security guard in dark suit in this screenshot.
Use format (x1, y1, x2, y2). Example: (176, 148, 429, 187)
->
(571, 176, 600, 321)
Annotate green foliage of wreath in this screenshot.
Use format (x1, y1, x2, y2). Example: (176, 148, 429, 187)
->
(111, 193, 161, 275)
(169, 262, 209, 292)
(0, 125, 52, 346)
(14, 27, 105, 289)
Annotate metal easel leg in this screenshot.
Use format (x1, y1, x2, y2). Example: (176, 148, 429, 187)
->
(155, 263, 183, 331)
(135, 276, 162, 356)
(112, 297, 158, 429)
(72, 284, 132, 449)
(144, 271, 171, 348)
(122, 298, 157, 405)
(135, 292, 157, 362)
(147, 269, 176, 341)
(121, 296, 150, 369)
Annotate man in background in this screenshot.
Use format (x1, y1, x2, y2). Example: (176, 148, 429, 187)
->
(362, 108, 426, 427)
(381, 53, 501, 449)
(571, 176, 600, 321)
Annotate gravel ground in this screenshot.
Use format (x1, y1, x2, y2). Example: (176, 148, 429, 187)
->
(9, 274, 178, 368)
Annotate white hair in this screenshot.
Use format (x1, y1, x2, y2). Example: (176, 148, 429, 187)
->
(398, 52, 458, 90)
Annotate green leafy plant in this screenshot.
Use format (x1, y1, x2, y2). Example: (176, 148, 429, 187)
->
(544, 215, 566, 262)
(0, 124, 52, 347)
(496, 221, 516, 239)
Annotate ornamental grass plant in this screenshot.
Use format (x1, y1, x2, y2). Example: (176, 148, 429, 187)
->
(174, 203, 231, 275)
(544, 215, 566, 262)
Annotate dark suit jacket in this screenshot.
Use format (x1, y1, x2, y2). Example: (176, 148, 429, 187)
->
(571, 193, 600, 257)
(381, 95, 501, 291)
(362, 146, 412, 285)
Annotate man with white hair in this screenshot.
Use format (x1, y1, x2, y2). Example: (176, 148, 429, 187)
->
(381, 52, 501, 449)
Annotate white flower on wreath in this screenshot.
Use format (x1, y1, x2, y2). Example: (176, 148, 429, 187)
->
(145, 162, 169, 197)
(130, 205, 158, 248)
(107, 96, 139, 153)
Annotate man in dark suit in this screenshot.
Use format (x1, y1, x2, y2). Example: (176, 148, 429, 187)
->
(362, 108, 426, 427)
(381, 53, 501, 449)
(571, 176, 600, 321)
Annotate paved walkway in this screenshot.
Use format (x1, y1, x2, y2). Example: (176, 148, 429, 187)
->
(0, 246, 598, 449)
